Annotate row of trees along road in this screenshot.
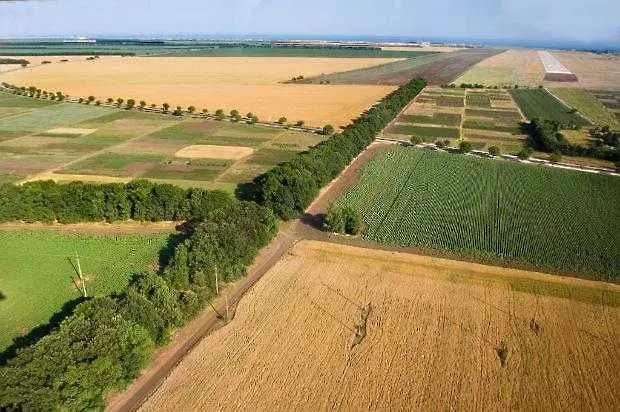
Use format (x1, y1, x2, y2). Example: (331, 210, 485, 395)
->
(248, 77, 427, 219)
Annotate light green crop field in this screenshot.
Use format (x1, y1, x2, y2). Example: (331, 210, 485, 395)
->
(0, 102, 116, 132)
(509, 89, 591, 126)
(550, 88, 619, 127)
(0, 230, 171, 352)
(334, 146, 619, 280)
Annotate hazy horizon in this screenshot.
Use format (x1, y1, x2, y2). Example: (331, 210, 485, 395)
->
(0, 0, 618, 49)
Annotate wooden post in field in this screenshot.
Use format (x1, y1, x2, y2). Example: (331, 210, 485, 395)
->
(74, 243, 87, 298)
(215, 264, 219, 295)
(225, 294, 229, 321)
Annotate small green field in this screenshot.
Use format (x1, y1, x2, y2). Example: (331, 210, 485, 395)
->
(509, 88, 591, 126)
(0, 230, 171, 352)
(0, 103, 116, 133)
(334, 146, 619, 280)
(551, 88, 619, 127)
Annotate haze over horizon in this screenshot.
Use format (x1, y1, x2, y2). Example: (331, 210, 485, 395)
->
(0, 0, 619, 48)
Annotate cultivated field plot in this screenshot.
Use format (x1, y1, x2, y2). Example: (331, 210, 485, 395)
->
(509, 88, 591, 126)
(0, 56, 400, 127)
(303, 48, 502, 85)
(550, 88, 619, 127)
(456, 49, 545, 87)
(385, 87, 463, 142)
(334, 147, 619, 280)
(0, 230, 169, 352)
(548, 51, 620, 90)
(141, 240, 620, 411)
(0, 93, 324, 189)
(462, 89, 526, 151)
(387, 87, 526, 153)
(591, 90, 620, 123)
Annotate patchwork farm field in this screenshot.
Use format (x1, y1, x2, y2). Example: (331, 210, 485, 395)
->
(0, 56, 400, 127)
(334, 147, 619, 280)
(386, 87, 526, 153)
(509, 88, 590, 126)
(0, 93, 325, 190)
(141, 240, 620, 411)
(0, 230, 170, 352)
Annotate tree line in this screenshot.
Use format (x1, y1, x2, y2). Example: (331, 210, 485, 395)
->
(0, 180, 234, 223)
(247, 77, 427, 219)
(524, 118, 619, 162)
(0, 190, 278, 410)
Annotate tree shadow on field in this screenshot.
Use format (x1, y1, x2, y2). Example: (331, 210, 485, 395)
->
(157, 229, 188, 272)
(0, 297, 85, 366)
(301, 212, 325, 230)
(0, 291, 5, 301)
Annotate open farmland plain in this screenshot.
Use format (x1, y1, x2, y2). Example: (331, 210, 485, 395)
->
(456, 49, 545, 86)
(301, 48, 502, 85)
(333, 146, 619, 280)
(0, 93, 325, 190)
(458, 49, 620, 90)
(0, 229, 170, 352)
(0, 56, 401, 127)
(141, 240, 620, 411)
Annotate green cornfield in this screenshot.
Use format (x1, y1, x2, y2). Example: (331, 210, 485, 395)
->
(335, 146, 619, 280)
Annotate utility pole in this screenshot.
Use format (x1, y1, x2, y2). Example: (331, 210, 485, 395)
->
(74, 242, 87, 298)
(215, 264, 219, 295)
(225, 294, 229, 321)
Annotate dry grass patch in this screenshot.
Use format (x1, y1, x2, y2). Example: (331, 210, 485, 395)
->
(44, 127, 96, 136)
(142, 240, 620, 411)
(174, 144, 254, 160)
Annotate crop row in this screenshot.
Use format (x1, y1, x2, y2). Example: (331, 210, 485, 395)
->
(336, 147, 619, 280)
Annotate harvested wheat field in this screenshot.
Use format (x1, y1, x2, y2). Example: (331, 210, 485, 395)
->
(141, 240, 620, 412)
(174, 145, 254, 160)
(0, 56, 398, 127)
(457, 49, 545, 86)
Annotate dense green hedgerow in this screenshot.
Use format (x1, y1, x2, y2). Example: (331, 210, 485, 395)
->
(249, 77, 427, 219)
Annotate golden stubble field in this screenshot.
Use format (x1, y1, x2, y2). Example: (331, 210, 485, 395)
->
(0, 56, 399, 127)
(141, 240, 620, 411)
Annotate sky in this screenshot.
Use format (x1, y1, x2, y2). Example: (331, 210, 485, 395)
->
(0, 0, 619, 46)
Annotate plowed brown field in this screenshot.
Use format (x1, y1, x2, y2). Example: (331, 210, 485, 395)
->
(141, 240, 620, 411)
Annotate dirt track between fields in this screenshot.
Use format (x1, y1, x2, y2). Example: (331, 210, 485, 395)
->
(0, 221, 179, 235)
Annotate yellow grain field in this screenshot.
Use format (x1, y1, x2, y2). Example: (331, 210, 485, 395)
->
(174, 145, 254, 160)
(141, 240, 620, 411)
(456, 49, 545, 86)
(0, 56, 399, 127)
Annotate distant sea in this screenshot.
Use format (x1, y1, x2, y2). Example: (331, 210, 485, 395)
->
(6, 33, 619, 52)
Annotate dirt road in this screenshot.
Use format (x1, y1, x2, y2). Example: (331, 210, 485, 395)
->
(105, 223, 299, 412)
